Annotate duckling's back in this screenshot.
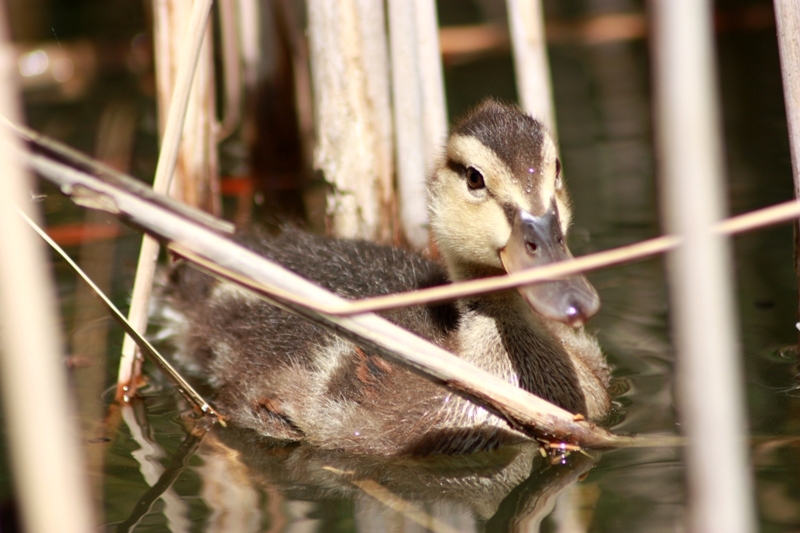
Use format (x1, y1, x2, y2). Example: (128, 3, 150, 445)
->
(160, 229, 517, 455)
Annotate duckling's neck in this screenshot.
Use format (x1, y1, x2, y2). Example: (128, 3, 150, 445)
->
(454, 284, 590, 416)
(443, 259, 506, 285)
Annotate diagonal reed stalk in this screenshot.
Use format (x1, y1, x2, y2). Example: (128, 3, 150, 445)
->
(18, 208, 223, 421)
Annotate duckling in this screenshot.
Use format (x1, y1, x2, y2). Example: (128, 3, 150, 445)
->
(161, 100, 611, 455)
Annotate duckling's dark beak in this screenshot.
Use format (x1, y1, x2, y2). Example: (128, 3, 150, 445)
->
(499, 208, 600, 327)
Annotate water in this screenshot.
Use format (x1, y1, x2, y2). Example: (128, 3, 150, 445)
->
(3, 0, 800, 531)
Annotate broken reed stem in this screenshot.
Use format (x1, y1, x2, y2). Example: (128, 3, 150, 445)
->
(120, 0, 214, 400)
(1, 117, 234, 234)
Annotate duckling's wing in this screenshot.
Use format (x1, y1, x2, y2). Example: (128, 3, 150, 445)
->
(157, 228, 464, 453)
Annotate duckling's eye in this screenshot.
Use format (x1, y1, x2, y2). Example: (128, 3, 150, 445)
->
(466, 167, 485, 190)
(526, 241, 538, 254)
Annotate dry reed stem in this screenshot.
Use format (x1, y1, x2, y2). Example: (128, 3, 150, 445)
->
(216, 0, 242, 141)
(774, 0, 800, 190)
(73, 100, 136, 507)
(307, 0, 395, 241)
(151, 0, 215, 196)
(120, 0, 214, 399)
(0, 6, 95, 529)
(652, 1, 755, 532)
(388, 0, 448, 249)
(506, 0, 557, 130)
(152, 0, 220, 213)
(773, 0, 800, 336)
(238, 0, 260, 93)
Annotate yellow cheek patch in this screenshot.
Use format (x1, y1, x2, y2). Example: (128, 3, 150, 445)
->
(432, 128, 573, 260)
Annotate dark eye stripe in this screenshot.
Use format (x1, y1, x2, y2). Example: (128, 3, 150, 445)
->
(446, 159, 466, 176)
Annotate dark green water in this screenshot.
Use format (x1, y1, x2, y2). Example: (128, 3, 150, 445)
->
(3, 0, 800, 531)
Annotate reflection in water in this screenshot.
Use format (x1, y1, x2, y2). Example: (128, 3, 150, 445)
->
(113, 415, 599, 532)
(113, 404, 194, 533)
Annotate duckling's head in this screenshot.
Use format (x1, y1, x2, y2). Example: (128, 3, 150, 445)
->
(428, 100, 599, 327)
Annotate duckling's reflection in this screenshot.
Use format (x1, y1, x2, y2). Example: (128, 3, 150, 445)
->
(193, 424, 600, 533)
